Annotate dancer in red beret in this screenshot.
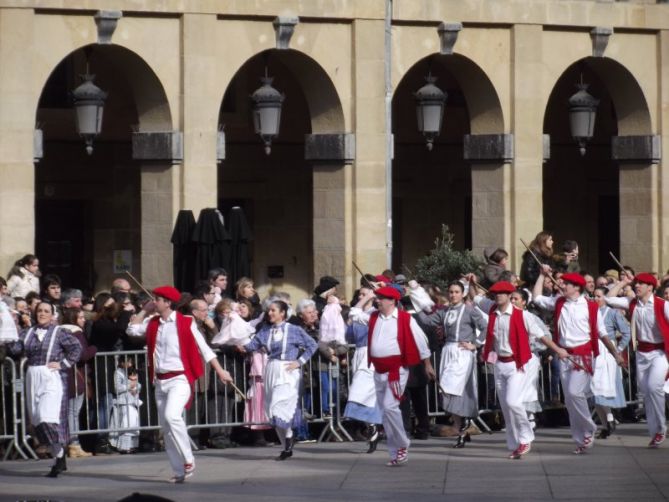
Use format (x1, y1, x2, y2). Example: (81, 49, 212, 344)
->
(350, 286, 435, 466)
(606, 272, 669, 447)
(533, 272, 624, 454)
(127, 285, 233, 482)
(470, 280, 566, 458)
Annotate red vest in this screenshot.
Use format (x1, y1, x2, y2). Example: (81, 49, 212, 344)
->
(554, 297, 600, 357)
(367, 309, 421, 368)
(483, 305, 532, 370)
(630, 296, 669, 352)
(146, 312, 204, 408)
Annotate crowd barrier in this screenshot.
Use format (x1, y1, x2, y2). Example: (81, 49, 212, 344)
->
(0, 344, 641, 460)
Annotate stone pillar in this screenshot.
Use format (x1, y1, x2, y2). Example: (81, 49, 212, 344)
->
(0, 9, 35, 273)
(619, 163, 658, 272)
(510, 24, 545, 270)
(660, 30, 669, 273)
(181, 13, 219, 214)
(465, 134, 513, 257)
(352, 19, 387, 278)
(307, 134, 354, 295)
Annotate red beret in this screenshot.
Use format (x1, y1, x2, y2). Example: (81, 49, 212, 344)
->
(489, 281, 516, 294)
(375, 286, 401, 301)
(634, 273, 658, 288)
(152, 285, 181, 303)
(375, 274, 389, 283)
(562, 273, 586, 288)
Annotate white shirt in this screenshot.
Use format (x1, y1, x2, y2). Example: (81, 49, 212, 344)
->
(533, 294, 607, 348)
(474, 297, 547, 356)
(605, 295, 669, 344)
(127, 311, 216, 374)
(349, 307, 431, 360)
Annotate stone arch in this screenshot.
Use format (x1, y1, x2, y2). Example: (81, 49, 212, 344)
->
(35, 43, 174, 290)
(543, 57, 654, 272)
(217, 48, 347, 300)
(392, 52, 507, 269)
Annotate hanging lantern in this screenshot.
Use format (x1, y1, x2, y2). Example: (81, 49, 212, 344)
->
(250, 74, 284, 155)
(568, 82, 599, 156)
(414, 74, 447, 151)
(72, 74, 107, 155)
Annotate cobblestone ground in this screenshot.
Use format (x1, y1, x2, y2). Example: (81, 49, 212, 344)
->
(1, 424, 668, 502)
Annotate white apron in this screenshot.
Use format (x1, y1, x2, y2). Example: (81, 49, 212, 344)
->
(591, 340, 617, 398)
(263, 359, 301, 425)
(347, 346, 377, 408)
(440, 342, 474, 396)
(25, 327, 63, 424)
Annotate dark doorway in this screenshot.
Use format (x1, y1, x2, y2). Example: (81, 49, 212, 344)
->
(35, 199, 93, 291)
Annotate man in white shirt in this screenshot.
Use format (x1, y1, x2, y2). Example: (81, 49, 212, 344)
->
(472, 280, 567, 459)
(351, 286, 435, 466)
(127, 286, 232, 483)
(533, 272, 623, 454)
(606, 272, 669, 447)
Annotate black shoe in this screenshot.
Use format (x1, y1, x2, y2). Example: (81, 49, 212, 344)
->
(414, 432, 429, 440)
(464, 433, 471, 443)
(459, 418, 471, 435)
(597, 428, 610, 440)
(46, 456, 66, 478)
(608, 420, 616, 433)
(453, 435, 466, 449)
(95, 442, 113, 455)
(276, 449, 293, 461)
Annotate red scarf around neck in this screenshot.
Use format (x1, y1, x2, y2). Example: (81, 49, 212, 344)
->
(483, 304, 531, 370)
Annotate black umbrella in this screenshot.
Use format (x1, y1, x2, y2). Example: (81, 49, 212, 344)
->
(191, 208, 231, 287)
(227, 206, 253, 288)
(170, 210, 197, 292)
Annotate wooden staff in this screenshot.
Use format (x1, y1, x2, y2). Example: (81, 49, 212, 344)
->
(124, 271, 155, 300)
(227, 381, 247, 401)
(520, 238, 562, 288)
(352, 261, 377, 290)
(608, 251, 625, 272)
(462, 275, 488, 294)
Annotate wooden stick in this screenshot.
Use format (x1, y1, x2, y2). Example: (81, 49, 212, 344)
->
(227, 381, 247, 401)
(566, 356, 587, 372)
(462, 275, 489, 294)
(124, 271, 155, 300)
(352, 261, 377, 290)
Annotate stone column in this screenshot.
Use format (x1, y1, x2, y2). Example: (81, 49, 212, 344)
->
(619, 162, 658, 271)
(181, 13, 219, 214)
(659, 30, 669, 273)
(352, 19, 388, 277)
(0, 9, 36, 273)
(509, 24, 545, 269)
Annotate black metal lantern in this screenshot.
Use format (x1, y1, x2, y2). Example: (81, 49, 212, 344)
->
(414, 74, 447, 151)
(250, 73, 284, 155)
(568, 82, 599, 156)
(72, 74, 107, 155)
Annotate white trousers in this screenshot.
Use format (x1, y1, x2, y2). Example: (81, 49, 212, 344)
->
(374, 367, 409, 459)
(636, 350, 668, 437)
(155, 375, 193, 476)
(495, 361, 535, 451)
(559, 361, 596, 445)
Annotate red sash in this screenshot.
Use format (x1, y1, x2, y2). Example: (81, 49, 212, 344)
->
(483, 305, 532, 370)
(146, 312, 204, 409)
(630, 297, 669, 353)
(367, 309, 421, 400)
(554, 297, 600, 358)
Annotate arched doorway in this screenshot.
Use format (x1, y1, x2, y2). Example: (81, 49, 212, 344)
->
(543, 58, 652, 273)
(35, 44, 172, 291)
(218, 49, 345, 299)
(392, 54, 505, 271)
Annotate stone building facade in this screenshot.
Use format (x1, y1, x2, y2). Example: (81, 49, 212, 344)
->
(1, 0, 668, 299)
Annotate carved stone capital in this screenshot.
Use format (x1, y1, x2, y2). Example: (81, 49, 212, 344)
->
(273, 16, 299, 50)
(437, 22, 462, 55)
(590, 27, 613, 58)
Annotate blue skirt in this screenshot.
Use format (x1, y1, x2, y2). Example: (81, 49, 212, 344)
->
(344, 401, 383, 424)
(593, 366, 627, 409)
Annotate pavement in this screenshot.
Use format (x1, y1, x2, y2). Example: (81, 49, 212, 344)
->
(0, 423, 668, 502)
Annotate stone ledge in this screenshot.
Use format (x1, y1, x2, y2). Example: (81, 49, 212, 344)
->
(464, 134, 513, 162)
(305, 133, 355, 163)
(611, 135, 660, 163)
(132, 131, 183, 162)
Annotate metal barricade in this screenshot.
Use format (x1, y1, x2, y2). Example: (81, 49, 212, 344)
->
(0, 358, 30, 460)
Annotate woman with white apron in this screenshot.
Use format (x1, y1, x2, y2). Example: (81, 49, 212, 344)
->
(417, 281, 488, 448)
(4, 301, 81, 477)
(593, 287, 631, 438)
(243, 300, 317, 460)
(345, 287, 383, 453)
